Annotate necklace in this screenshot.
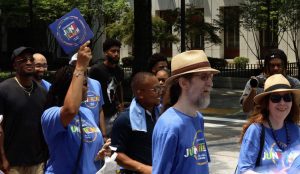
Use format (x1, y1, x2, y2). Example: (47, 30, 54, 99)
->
(14, 77, 33, 96)
(267, 119, 290, 151)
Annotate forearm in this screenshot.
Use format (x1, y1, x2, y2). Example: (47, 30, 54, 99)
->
(116, 153, 151, 174)
(242, 89, 257, 113)
(61, 69, 85, 126)
(99, 110, 106, 137)
(0, 125, 5, 158)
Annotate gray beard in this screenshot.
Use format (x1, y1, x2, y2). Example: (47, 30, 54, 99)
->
(197, 95, 210, 109)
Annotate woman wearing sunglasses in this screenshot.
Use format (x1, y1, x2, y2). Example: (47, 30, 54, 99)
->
(237, 74, 300, 173)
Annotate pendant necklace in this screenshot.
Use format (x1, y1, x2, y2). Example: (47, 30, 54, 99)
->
(267, 118, 290, 151)
(14, 77, 33, 96)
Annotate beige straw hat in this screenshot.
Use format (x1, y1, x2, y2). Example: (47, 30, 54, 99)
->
(254, 74, 300, 104)
(165, 50, 219, 84)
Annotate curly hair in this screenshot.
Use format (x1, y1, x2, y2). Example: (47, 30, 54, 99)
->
(44, 65, 75, 109)
(147, 53, 168, 72)
(263, 49, 288, 75)
(103, 38, 121, 52)
(239, 93, 300, 143)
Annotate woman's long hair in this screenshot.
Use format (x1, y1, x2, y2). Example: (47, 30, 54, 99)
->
(44, 65, 75, 109)
(239, 93, 300, 143)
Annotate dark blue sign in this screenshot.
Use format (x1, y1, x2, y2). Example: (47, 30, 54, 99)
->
(49, 8, 94, 55)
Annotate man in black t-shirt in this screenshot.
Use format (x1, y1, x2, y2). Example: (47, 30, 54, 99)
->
(89, 39, 124, 137)
(111, 72, 161, 174)
(0, 47, 48, 173)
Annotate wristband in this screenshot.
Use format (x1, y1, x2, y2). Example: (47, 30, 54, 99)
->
(73, 69, 85, 77)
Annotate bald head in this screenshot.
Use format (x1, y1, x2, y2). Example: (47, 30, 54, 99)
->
(33, 53, 48, 81)
(131, 72, 155, 96)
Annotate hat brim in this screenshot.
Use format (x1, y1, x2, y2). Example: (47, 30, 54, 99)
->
(165, 67, 220, 85)
(254, 89, 300, 105)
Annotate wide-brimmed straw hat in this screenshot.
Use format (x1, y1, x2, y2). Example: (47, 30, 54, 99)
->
(254, 74, 300, 104)
(165, 50, 219, 84)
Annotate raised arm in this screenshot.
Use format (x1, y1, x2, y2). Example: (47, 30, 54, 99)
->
(60, 42, 92, 127)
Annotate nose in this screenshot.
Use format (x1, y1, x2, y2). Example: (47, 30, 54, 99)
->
(206, 78, 213, 87)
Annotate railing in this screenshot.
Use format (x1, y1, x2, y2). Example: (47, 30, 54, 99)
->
(121, 63, 299, 79)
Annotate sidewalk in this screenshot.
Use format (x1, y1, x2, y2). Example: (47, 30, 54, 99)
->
(200, 88, 246, 118)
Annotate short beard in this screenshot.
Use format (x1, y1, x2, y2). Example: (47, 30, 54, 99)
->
(197, 95, 210, 109)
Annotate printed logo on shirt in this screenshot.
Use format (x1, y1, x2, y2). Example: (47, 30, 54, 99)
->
(183, 129, 208, 165)
(260, 143, 300, 171)
(70, 117, 100, 143)
(83, 90, 100, 109)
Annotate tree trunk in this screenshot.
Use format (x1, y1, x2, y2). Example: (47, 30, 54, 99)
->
(133, 0, 152, 75)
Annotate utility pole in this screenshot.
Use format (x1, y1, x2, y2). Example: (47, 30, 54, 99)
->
(133, 0, 152, 75)
(180, 0, 186, 52)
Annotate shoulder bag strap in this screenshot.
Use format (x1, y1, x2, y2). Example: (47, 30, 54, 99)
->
(255, 124, 265, 167)
(73, 113, 84, 174)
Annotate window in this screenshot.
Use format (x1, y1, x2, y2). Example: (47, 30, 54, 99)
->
(222, 6, 240, 59)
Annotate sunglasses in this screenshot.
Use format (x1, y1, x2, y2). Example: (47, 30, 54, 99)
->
(15, 56, 34, 64)
(269, 93, 293, 103)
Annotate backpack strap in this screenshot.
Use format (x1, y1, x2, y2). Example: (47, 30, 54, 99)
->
(255, 124, 265, 167)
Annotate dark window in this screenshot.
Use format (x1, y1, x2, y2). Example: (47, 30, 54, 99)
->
(156, 10, 173, 57)
(222, 6, 240, 59)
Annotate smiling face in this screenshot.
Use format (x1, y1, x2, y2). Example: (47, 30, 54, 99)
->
(13, 52, 35, 77)
(268, 92, 293, 123)
(137, 75, 161, 110)
(33, 53, 48, 81)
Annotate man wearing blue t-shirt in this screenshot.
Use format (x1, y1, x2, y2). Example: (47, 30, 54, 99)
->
(152, 50, 219, 174)
(33, 53, 51, 91)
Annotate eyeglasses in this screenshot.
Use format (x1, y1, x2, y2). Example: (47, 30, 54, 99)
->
(269, 93, 293, 103)
(193, 73, 213, 81)
(143, 86, 164, 94)
(35, 64, 48, 69)
(15, 56, 34, 64)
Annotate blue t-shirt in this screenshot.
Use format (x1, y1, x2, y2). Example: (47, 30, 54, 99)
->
(41, 106, 104, 174)
(81, 78, 104, 126)
(237, 122, 300, 173)
(41, 79, 51, 91)
(152, 107, 210, 174)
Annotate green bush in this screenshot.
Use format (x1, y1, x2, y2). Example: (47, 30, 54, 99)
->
(233, 56, 249, 69)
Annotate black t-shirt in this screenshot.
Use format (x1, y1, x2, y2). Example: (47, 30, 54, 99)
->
(0, 78, 48, 166)
(89, 63, 124, 118)
(111, 109, 155, 170)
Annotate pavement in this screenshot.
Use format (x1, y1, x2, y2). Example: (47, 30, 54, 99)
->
(200, 87, 246, 119)
(201, 87, 245, 174)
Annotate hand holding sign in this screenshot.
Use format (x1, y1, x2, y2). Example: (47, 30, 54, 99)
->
(49, 8, 94, 55)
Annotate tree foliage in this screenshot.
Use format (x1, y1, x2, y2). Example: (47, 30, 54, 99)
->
(0, 0, 130, 53)
(173, 5, 222, 50)
(105, 10, 179, 49)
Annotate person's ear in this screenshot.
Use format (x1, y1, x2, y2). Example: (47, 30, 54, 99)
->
(178, 77, 189, 90)
(136, 89, 144, 99)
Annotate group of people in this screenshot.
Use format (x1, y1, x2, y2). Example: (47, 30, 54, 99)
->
(1, 36, 300, 174)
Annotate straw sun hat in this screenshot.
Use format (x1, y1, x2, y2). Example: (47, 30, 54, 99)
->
(165, 50, 220, 84)
(254, 74, 300, 105)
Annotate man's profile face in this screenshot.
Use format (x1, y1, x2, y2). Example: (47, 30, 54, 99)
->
(185, 72, 214, 109)
(268, 58, 283, 75)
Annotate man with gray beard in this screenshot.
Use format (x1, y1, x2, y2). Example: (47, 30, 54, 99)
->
(152, 50, 219, 174)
